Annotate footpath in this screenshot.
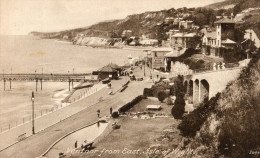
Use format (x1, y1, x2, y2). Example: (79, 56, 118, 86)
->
(0, 72, 153, 158)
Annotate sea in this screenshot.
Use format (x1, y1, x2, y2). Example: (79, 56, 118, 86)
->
(0, 35, 145, 129)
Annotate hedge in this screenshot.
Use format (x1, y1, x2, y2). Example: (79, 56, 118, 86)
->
(118, 95, 143, 113)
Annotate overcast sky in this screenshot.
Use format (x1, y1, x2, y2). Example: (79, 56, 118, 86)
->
(0, 0, 225, 35)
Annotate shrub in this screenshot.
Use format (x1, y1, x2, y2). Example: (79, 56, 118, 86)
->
(111, 111, 119, 118)
(158, 91, 167, 102)
(178, 93, 220, 137)
(143, 88, 153, 97)
(118, 95, 143, 113)
(171, 94, 185, 119)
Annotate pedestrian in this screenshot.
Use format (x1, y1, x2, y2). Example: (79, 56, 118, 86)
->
(75, 141, 78, 148)
(97, 109, 100, 118)
(110, 107, 113, 115)
(157, 74, 159, 78)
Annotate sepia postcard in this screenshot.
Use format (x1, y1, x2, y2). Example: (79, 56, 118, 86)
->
(0, 0, 260, 157)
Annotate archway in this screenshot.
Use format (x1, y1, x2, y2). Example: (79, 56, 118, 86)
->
(200, 79, 209, 102)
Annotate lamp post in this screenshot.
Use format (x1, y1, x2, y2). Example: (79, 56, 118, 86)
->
(31, 91, 35, 134)
(68, 71, 70, 91)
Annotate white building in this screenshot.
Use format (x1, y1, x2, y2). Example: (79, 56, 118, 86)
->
(244, 29, 260, 48)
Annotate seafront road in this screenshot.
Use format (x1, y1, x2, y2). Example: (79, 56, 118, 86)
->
(0, 71, 153, 157)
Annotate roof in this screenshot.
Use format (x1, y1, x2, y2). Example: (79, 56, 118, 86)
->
(107, 63, 121, 69)
(204, 31, 217, 39)
(172, 33, 184, 37)
(215, 18, 235, 24)
(98, 66, 117, 72)
(172, 33, 196, 38)
(151, 47, 173, 52)
(164, 50, 179, 57)
(222, 39, 236, 44)
(184, 33, 196, 37)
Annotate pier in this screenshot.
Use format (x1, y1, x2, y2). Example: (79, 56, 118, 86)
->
(0, 73, 94, 82)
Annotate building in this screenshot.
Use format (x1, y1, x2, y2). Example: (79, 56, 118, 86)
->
(164, 48, 186, 72)
(170, 32, 198, 49)
(92, 63, 121, 80)
(165, 17, 175, 24)
(215, 18, 236, 46)
(121, 30, 133, 38)
(179, 21, 194, 30)
(202, 17, 236, 57)
(244, 29, 260, 48)
(151, 47, 173, 70)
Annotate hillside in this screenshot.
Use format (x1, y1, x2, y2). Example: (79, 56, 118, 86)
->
(30, 9, 177, 40)
(178, 49, 260, 157)
(30, 0, 260, 46)
(205, 0, 242, 10)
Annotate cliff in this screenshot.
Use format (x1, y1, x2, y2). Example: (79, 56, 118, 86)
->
(178, 49, 260, 157)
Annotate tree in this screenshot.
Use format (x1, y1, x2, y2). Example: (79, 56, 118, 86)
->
(158, 91, 167, 102)
(171, 75, 186, 119)
(171, 94, 185, 119)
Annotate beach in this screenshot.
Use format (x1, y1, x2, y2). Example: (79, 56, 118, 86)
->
(0, 35, 144, 132)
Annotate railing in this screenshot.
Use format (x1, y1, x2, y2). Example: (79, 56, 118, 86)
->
(0, 73, 94, 81)
(170, 61, 245, 77)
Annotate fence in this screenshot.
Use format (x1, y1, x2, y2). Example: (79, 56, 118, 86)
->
(0, 104, 65, 133)
(0, 84, 105, 134)
(169, 62, 242, 77)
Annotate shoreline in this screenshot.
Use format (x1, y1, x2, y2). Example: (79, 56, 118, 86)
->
(42, 36, 154, 51)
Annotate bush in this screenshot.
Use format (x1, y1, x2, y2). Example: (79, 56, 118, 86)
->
(143, 88, 153, 97)
(158, 91, 167, 102)
(171, 94, 185, 119)
(178, 93, 220, 137)
(111, 111, 119, 118)
(118, 95, 143, 113)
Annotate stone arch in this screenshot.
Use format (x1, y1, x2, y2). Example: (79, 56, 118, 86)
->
(193, 79, 200, 106)
(200, 79, 209, 102)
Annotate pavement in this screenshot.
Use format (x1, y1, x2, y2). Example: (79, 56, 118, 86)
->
(0, 66, 153, 158)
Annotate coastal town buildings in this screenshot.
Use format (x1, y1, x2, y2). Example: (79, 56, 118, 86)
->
(202, 17, 236, 57)
(169, 32, 198, 49)
(121, 30, 133, 38)
(179, 20, 194, 29)
(150, 47, 173, 70)
(139, 35, 158, 46)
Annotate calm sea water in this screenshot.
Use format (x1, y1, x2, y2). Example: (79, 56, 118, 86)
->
(0, 35, 145, 74)
(0, 35, 144, 128)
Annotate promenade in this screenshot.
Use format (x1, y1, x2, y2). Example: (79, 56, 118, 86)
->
(0, 71, 153, 157)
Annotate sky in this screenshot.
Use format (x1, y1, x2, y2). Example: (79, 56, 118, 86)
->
(0, 0, 225, 35)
